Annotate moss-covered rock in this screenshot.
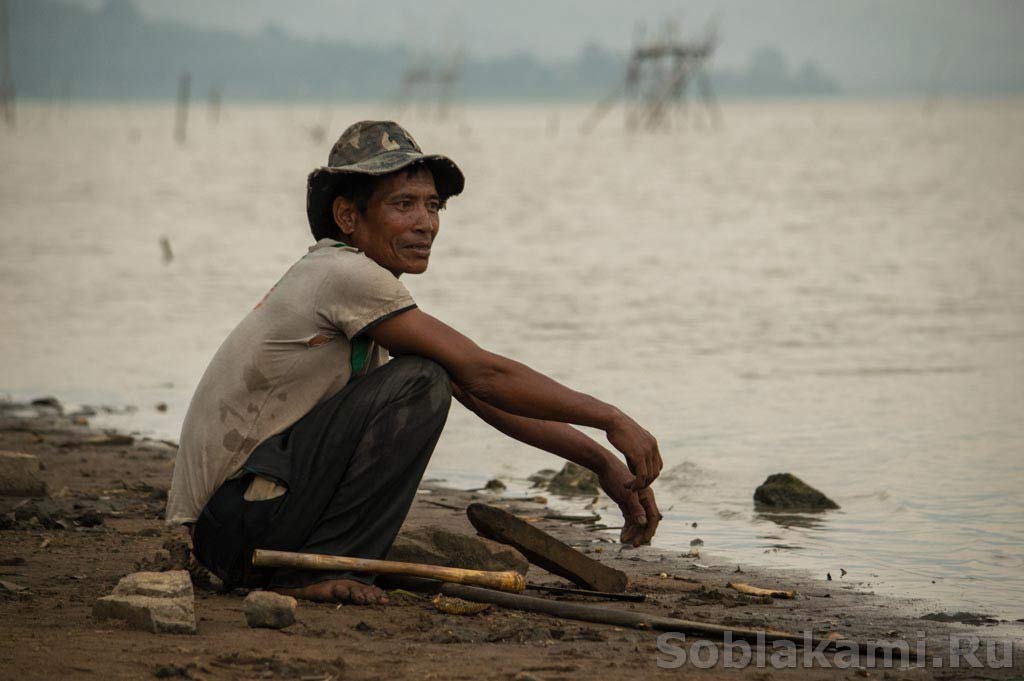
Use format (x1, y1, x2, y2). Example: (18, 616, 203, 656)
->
(527, 469, 557, 486)
(753, 473, 839, 511)
(546, 462, 600, 496)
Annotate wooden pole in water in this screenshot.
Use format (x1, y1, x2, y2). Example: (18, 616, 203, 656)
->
(174, 71, 190, 144)
(0, 0, 15, 129)
(251, 549, 526, 593)
(207, 84, 222, 126)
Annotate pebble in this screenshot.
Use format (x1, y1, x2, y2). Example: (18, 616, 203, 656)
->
(244, 590, 297, 629)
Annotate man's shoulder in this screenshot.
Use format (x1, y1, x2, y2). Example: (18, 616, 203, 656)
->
(305, 239, 386, 275)
(302, 240, 410, 305)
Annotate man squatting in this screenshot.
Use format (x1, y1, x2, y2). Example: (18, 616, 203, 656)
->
(167, 121, 663, 604)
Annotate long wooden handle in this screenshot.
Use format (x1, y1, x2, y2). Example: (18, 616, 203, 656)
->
(251, 549, 526, 593)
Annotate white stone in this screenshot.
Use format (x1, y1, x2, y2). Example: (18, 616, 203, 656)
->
(93, 594, 196, 634)
(0, 451, 47, 498)
(93, 570, 196, 634)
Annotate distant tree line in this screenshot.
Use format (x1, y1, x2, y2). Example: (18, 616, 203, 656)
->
(9, 0, 840, 101)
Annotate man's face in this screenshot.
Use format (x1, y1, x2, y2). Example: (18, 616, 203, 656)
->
(334, 167, 441, 277)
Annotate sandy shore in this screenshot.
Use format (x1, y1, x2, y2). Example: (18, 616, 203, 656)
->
(0, 398, 1020, 680)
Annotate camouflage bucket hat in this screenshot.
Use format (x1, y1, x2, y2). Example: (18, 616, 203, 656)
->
(306, 120, 465, 238)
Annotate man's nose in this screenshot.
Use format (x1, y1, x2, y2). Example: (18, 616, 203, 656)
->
(413, 205, 437, 234)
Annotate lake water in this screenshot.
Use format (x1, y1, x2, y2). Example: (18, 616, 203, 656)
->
(2, 99, 1022, 619)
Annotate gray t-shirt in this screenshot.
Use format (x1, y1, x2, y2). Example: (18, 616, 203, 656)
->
(166, 239, 415, 525)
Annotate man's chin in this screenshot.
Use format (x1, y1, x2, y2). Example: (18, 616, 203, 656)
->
(403, 257, 430, 275)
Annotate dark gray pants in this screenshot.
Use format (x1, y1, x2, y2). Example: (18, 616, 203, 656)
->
(192, 355, 452, 589)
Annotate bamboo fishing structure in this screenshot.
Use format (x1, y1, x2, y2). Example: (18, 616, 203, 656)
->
(582, 18, 721, 134)
(397, 51, 464, 121)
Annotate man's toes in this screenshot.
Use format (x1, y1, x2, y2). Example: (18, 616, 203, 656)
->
(329, 582, 353, 602)
(353, 584, 386, 605)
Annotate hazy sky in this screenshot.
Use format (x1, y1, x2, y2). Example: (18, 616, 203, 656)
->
(67, 0, 1024, 94)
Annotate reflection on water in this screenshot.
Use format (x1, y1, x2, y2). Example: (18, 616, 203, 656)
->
(1, 99, 1022, 618)
(754, 512, 831, 531)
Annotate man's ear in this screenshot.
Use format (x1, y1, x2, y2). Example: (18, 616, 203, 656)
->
(332, 196, 357, 238)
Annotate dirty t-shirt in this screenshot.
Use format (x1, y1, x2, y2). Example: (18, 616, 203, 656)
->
(165, 239, 416, 526)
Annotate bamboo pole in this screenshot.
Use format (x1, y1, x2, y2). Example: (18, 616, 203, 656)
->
(251, 549, 525, 593)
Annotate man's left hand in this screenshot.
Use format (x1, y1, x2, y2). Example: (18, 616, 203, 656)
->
(598, 460, 661, 547)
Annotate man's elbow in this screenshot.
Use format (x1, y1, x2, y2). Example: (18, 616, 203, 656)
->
(454, 352, 506, 403)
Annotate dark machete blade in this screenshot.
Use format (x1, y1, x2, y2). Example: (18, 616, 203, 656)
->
(466, 503, 628, 593)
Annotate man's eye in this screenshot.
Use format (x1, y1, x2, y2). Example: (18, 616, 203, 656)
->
(397, 200, 412, 210)
(427, 202, 440, 213)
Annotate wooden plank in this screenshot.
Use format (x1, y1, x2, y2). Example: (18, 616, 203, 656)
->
(466, 503, 628, 593)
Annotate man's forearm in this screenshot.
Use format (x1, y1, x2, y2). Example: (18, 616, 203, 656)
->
(367, 307, 663, 489)
(453, 382, 616, 475)
(458, 351, 623, 431)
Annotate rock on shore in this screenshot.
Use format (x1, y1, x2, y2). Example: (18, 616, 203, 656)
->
(753, 473, 839, 511)
(544, 462, 600, 496)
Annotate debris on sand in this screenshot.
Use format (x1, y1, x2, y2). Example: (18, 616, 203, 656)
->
(921, 611, 1000, 626)
(753, 473, 839, 511)
(0, 451, 48, 498)
(727, 582, 796, 599)
(484, 478, 506, 491)
(212, 653, 345, 679)
(433, 594, 491, 616)
(545, 462, 599, 496)
(12, 499, 66, 529)
(244, 591, 297, 629)
(93, 570, 196, 634)
(75, 433, 135, 448)
(0, 579, 29, 593)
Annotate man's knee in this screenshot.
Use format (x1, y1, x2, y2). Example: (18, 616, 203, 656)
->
(390, 355, 452, 410)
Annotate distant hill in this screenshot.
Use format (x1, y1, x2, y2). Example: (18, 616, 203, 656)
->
(7, 0, 840, 101)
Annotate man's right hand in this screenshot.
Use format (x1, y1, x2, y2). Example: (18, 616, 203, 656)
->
(598, 458, 661, 547)
(605, 410, 663, 490)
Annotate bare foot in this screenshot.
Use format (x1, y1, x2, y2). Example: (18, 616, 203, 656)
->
(272, 579, 389, 605)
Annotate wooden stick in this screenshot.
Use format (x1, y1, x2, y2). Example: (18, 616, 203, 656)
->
(440, 584, 916, 661)
(525, 584, 646, 602)
(251, 549, 525, 593)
